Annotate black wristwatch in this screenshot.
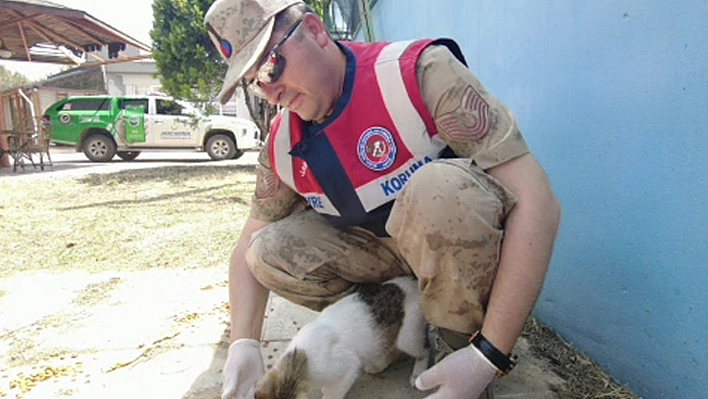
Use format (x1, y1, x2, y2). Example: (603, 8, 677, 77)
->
(470, 331, 518, 377)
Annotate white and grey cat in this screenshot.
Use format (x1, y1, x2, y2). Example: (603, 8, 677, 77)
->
(254, 276, 429, 399)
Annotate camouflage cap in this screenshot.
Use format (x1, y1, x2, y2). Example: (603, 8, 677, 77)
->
(205, 0, 304, 104)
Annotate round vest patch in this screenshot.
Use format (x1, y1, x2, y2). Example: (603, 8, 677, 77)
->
(357, 127, 397, 171)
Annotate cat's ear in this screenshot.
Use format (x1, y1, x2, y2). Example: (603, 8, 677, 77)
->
(254, 369, 279, 399)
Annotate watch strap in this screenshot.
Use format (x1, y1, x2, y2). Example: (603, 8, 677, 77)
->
(470, 331, 518, 376)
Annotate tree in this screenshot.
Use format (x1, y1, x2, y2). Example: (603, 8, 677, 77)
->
(151, 0, 225, 103)
(308, 0, 331, 18)
(151, 0, 332, 137)
(0, 65, 31, 91)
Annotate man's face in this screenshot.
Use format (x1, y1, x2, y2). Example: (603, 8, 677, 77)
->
(243, 15, 335, 122)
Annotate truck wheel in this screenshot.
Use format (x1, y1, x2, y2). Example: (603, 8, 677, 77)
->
(231, 150, 244, 160)
(83, 134, 116, 162)
(117, 151, 141, 161)
(206, 134, 236, 160)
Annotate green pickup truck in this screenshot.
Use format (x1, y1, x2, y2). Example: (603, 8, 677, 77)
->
(44, 95, 261, 162)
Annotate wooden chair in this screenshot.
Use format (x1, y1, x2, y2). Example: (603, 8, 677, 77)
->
(8, 117, 53, 172)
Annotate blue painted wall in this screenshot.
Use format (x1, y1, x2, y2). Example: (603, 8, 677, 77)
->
(365, 1, 708, 398)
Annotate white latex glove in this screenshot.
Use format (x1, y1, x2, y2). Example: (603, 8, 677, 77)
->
(415, 344, 498, 399)
(221, 338, 265, 399)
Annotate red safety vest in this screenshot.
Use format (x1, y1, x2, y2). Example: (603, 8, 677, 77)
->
(269, 39, 464, 234)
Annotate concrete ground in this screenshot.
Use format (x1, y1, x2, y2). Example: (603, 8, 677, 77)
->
(0, 147, 564, 398)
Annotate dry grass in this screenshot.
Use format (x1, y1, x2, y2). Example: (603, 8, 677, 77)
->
(0, 164, 256, 278)
(523, 318, 637, 399)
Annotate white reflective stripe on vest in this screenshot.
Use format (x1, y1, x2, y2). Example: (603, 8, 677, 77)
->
(354, 41, 447, 212)
(355, 155, 437, 211)
(374, 41, 443, 157)
(301, 192, 341, 216)
(273, 114, 296, 189)
(273, 113, 341, 216)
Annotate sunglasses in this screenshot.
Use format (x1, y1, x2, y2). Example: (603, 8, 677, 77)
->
(246, 19, 303, 98)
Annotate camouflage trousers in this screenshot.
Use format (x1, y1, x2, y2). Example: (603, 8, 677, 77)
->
(245, 159, 517, 335)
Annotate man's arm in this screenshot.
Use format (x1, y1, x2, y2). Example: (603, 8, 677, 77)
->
(417, 45, 561, 353)
(227, 132, 305, 342)
(220, 133, 304, 399)
(414, 44, 560, 398)
(220, 218, 273, 399)
(227, 216, 272, 342)
(483, 153, 561, 354)
(414, 153, 560, 399)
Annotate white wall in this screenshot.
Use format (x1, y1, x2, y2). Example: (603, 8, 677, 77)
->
(106, 73, 161, 97)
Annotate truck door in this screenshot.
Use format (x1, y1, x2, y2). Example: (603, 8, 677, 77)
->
(117, 98, 150, 146)
(124, 105, 146, 143)
(151, 98, 195, 147)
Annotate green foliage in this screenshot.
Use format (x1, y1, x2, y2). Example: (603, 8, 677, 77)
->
(0, 65, 31, 91)
(305, 0, 330, 18)
(151, 0, 331, 104)
(150, 0, 225, 106)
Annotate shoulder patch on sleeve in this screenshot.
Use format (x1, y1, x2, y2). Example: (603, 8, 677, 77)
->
(255, 167, 279, 199)
(436, 85, 490, 140)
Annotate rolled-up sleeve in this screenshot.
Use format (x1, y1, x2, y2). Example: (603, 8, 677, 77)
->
(418, 45, 529, 170)
(249, 139, 306, 222)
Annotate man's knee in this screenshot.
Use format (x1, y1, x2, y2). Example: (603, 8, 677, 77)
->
(387, 159, 506, 334)
(244, 221, 298, 279)
(243, 227, 268, 275)
(388, 159, 510, 240)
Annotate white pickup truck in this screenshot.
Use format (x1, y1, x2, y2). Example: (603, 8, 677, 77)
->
(45, 95, 261, 162)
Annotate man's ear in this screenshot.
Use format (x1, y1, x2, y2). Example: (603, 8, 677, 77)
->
(301, 13, 329, 47)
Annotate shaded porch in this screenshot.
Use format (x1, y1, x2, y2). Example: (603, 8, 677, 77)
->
(0, 0, 151, 168)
